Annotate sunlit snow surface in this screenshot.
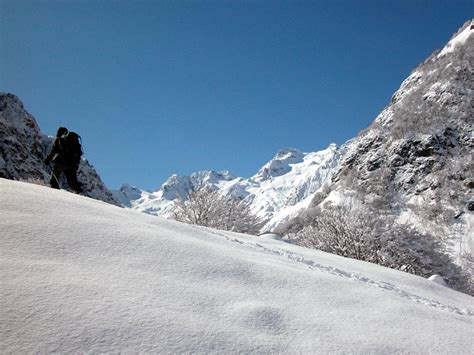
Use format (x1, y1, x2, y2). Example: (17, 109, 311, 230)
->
(438, 22, 473, 57)
(1, 178, 472, 353)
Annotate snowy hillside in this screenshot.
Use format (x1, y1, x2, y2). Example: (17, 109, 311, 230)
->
(1, 178, 473, 353)
(113, 144, 340, 231)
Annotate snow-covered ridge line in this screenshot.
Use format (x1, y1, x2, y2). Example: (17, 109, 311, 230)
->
(438, 19, 473, 57)
(113, 143, 341, 231)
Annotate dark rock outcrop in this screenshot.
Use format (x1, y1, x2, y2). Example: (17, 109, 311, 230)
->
(0, 93, 120, 206)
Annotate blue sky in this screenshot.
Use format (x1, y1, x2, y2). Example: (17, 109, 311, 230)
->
(1, 1, 472, 190)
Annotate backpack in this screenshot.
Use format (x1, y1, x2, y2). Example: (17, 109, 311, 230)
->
(60, 131, 83, 164)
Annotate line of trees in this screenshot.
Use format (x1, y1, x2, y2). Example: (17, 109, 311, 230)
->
(276, 204, 472, 295)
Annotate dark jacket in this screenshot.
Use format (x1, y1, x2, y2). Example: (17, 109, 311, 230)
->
(45, 134, 81, 167)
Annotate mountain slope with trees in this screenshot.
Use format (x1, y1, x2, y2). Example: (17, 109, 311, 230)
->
(276, 20, 473, 294)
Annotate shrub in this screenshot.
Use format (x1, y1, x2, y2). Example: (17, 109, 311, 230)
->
(172, 187, 261, 235)
(293, 205, 471, 294)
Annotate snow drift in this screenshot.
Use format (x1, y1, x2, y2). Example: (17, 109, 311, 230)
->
(1, 178, 472, 353)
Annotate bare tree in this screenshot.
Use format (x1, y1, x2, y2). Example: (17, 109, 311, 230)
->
(172, 187, 261, 235)
(294, 204, 471, 294)
(172, 187, 219, 226)
(296, 205, 384, 264)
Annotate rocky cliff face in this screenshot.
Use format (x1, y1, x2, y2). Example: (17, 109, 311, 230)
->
(310, 21, 473, 265)
(0, 93, 120, 206)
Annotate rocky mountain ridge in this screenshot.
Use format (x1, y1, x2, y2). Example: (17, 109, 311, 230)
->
(0, 93, 120, 206)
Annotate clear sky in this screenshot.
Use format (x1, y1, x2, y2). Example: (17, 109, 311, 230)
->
(1, 0, 472, 190)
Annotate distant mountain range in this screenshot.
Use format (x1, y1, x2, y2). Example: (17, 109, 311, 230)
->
(113, 144, 342, 231)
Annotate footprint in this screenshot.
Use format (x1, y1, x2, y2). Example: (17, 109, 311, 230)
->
(222, 235, 474, 317)
(228, 302, 287, 334)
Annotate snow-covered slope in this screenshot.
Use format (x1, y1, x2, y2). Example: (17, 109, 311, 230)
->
(438, 20, 473, 57)
(0, 93, 120, 206)
(113, 144, 340, 231)
(1, 178, 473, 353)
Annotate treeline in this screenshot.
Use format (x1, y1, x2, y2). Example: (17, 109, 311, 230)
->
(274, 203, 472, 295)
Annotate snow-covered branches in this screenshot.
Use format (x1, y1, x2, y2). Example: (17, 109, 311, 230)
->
(296, 206, 383, 264)
(292, 205, 471, 294)
(172, 187, 261, 235)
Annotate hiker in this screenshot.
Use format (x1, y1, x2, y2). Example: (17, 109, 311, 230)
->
(44, 127, 83, 193)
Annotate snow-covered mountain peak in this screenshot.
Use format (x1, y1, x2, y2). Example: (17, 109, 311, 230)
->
(112, 22, 473, 238)
(190, 170, 236, 186)
(276, 147, 304, 159)
(160, 174, 193, 200)
(254, 148, 305, 181)
(113, 143, 342, 230)
(438, 19, 473, 57)
(243, 143, 340, 230)
(155, 169, 238, 201)
(114, 183, 145, 207)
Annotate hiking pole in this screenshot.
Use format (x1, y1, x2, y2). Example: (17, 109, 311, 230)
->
(46, 162, 61, 189)
(51, 170, 60, 188)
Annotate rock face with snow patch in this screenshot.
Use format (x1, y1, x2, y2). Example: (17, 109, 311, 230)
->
(0, 93, 120, 206)
(254, 148, 304, 181)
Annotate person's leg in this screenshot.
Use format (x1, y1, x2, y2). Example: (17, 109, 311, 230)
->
(49, 164, 62, 189)
(64, 167, 83, 193)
